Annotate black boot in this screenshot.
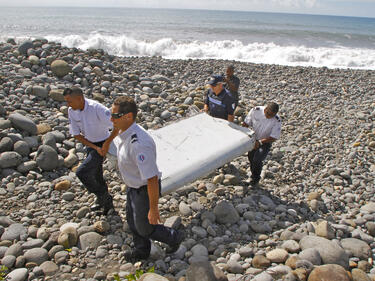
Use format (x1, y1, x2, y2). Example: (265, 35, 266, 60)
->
(90, 195, 103, 211)
(90, 192, 114, 215)
(102, 193, 114, 215)
(124, 249, 149, 263)
(149, 225, 184, 254)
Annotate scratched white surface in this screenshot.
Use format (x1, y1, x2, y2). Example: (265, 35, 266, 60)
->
(108, 113, 255, 195)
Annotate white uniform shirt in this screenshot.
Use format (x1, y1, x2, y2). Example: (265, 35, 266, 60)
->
(244, 106, 281, 140)
(114, 122, 162, 189)
(68, 98, 113, 142)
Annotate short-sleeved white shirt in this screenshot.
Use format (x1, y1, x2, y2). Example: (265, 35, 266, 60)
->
(244, 106, 281, 140)
(68, 98, 113, 143)
(113, 122, 162, 189)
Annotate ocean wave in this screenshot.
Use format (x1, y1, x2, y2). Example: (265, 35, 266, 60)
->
(7, 34, 375, 70)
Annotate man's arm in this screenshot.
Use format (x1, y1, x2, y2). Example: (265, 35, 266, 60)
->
(99, 128, 120, 156)
(74, 135, 101, 154)
(253, 136, 276, 150)
(147, 175, 161, 225)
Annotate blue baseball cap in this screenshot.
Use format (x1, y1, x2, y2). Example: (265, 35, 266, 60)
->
(208, 75, 224, 86)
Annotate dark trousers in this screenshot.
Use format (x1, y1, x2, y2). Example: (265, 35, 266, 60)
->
(126, 184, 179, 256)
(76, 140, 108, 196)
(247, 143, 271, 182)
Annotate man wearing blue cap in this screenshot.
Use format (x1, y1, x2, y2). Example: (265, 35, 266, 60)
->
(204, 75, 235, 122)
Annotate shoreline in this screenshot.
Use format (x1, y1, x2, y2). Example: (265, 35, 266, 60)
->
(0, 39, 375, 280)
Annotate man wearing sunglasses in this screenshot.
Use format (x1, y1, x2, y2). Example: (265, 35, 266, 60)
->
(242, 102, 281, 186)
(63, 87, 115, 215)
(111, 96, 184, 262)
(204, 75, 235, 122)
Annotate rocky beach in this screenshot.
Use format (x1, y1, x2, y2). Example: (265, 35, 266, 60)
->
(0, 39, 375, 281)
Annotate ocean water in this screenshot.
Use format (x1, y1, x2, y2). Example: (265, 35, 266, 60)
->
(0, 7, 374, 69)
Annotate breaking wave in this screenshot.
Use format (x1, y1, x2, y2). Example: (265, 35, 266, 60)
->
(11, 33, 375, 70)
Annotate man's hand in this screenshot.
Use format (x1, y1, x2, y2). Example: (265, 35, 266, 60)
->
(147, 176, 161, 225)
(148, 207, 161, 225)
(94, 146, 104, 156)
(100, 141, 110, 157)
(253, 140, 260, 150)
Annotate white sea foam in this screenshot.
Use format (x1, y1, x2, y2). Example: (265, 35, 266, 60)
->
(9, 33, 375, 70)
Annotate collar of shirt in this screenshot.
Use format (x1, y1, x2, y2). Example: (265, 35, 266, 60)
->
(118, 122, 137, 142)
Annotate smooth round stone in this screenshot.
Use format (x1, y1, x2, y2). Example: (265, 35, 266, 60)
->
(5, 268, 28, 281)
(79, 232, 103, 251)
(282, 240, 300, 253)
(192, 226, 207, 238)
(179, 202, 192, 216)
(252, 255, 271, 268)
(40, 261, 58, 276)
(308, 264, 351, 281)
(22, 239, 44, 249)
(298, 248, 322, 265)
(190, 244, 208, 257)
(266, 248, 289, 263)
(340, 238, 371, 260)
(214, 201, 240, 225)
(54, 251, 69, 264)
(1, 224, 27, 241)
(2, 254, 16, 268)
(76, 206, 90, 219)
(0, 246, 8, 258)
(299, 236, 349, 268)
(24, 248, 48, 265)
(62, 192, 75, 201)
(227, 260, 244, 274)
(5, 243, 23, 257)
(239, 247, 254, 258)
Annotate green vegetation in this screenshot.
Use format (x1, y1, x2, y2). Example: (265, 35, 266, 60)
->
(0, 266, 8, 281)
(113, 266, 155, 281)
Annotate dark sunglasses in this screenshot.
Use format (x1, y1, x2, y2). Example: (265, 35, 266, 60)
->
(111, 112, 128, 119)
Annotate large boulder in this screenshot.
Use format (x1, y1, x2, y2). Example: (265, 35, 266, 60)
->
(5, 268, 28, 281)
(18, 41, 33, 55)
(1, 224, 27, 241)
(51, 60, 71, 77)
(300, 236, 349, 268)
(213, 200, 239, 224)
(31, 86, 48, 99)
(340, 238, 371, 260)
(8, 113, 37, 135)
(36, 145, 58, 171)
(307, 264, 351, 281)
(79, 232, 102, 250)
(24, 248, 49, 265)
(186, 261, 228, 281)
(49, 89, 65, 102)
(138, 273, 169, 281)
(0, 152, 22, 169)
(0, 137, 13, 152)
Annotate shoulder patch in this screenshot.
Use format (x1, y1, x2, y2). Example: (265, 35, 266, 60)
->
(255, 107, 260, 110)
(131, 134, 138, 143)
(137, 153, 146, 163)
(275, 115, 281, 122)
(105, 110, 110, 117)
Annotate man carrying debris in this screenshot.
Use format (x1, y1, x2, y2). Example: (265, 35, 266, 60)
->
(110, 96, 184, 262)
(63, 86, 115, 215)
(243, 102, 281, 186)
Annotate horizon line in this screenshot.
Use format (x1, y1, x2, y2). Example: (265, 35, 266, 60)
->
(0, 5, 374, 19)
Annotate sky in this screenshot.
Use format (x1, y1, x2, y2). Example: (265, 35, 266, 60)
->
(0, 0, 374, 18)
